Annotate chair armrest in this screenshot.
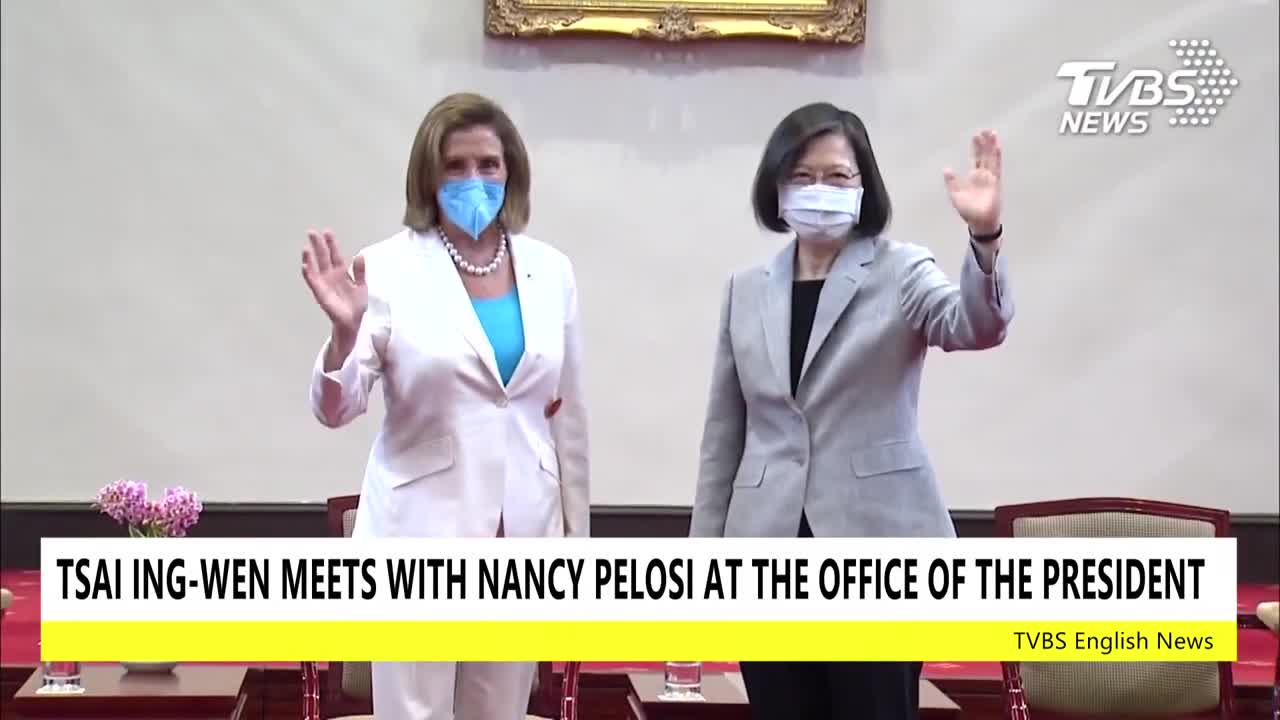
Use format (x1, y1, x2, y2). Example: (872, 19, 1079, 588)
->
(1257, 602, 1279, 634)
(561, 661, 582, 720)
(1001, 662, 1031, 720)
(302, 661, 321, 720)
(1240, 612, 1270, 631)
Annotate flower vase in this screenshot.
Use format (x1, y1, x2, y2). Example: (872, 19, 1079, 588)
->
(121, 662, 178, 674)
(94, 479, 202, 682)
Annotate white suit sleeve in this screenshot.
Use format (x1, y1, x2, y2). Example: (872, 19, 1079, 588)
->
(309, 292, 391, 428)
(552, 259, 590, 537)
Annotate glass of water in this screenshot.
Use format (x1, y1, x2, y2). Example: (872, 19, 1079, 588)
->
(660, 661, 704, 701)
(37, 661, 85, 694)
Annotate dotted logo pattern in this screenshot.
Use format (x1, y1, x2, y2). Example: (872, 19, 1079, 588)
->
(1169, 39, 1238, 128)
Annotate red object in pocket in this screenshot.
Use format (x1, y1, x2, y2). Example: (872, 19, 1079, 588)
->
(545, 398, 562, 418)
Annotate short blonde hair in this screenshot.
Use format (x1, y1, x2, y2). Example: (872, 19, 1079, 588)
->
(403, 93, 532, 234)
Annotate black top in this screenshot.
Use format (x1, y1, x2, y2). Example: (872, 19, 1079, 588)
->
(789, 279, 825, 397)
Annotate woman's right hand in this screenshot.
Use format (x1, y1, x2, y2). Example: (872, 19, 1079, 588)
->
(301, 229, 368, 339)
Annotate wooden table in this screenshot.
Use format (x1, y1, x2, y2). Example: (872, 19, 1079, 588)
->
(626, 671, 960, 720)
(10, 664, 248, 719)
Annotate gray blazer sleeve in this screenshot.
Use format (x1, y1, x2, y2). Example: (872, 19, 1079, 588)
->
(899, 242, 1014, 351)
(690, 276, 747, 538)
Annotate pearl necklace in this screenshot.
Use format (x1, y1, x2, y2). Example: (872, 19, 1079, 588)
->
(437, 225, 507, 276)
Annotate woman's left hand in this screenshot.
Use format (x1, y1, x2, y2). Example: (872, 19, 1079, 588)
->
(943, 129, 1002, 236)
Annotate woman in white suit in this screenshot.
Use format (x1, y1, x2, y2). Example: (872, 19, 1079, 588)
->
(301, 93, 590, 720)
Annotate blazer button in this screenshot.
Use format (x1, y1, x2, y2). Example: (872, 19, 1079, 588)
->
(496, 397, 509, 408)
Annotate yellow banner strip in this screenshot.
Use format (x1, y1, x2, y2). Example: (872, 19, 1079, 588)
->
(41, 621, 1236, 662)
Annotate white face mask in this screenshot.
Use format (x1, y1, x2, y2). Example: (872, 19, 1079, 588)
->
(778, 184, 863, 242)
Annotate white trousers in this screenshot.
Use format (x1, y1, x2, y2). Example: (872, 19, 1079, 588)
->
(371, 661, 537, 720)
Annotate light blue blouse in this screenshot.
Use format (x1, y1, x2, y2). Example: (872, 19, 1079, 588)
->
(471, 287, 525, 386)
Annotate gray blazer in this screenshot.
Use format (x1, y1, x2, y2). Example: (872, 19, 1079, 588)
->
(691, 235, 1013, 539)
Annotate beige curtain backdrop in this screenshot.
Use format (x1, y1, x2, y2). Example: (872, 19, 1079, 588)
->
(1, 0, 1276, 510)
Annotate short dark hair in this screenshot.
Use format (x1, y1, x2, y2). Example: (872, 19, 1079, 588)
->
(751, 102, 892, 238)
(403, 93, 532, 233)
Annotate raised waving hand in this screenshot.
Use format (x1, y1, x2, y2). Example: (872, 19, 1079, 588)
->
(943, 129, 1003, 236)
(301, 229, 367, 336)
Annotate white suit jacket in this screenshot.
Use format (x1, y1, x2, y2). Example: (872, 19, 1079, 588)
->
(309, 227, 589, 540)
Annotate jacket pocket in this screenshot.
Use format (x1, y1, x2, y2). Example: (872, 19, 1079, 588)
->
(385, 435, 455, 488)
(733, 458, 766, 488)
(850, 440, 926, 478)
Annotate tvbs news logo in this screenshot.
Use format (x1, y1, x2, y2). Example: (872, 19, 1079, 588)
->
(1058, 39, 1239, 136)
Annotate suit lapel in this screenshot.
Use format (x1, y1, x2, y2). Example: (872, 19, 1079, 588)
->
(503, 234, 542, 394)
(419, 230, 504, 389)
(761, 241, 796, 399)
(800, 237, 877, 381)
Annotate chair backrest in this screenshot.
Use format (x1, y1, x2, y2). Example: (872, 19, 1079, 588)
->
(324, 495, 374, 717)
(994, 498, 1231, 717)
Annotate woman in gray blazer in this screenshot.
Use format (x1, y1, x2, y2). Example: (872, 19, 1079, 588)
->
(691, 102, 1013, 719)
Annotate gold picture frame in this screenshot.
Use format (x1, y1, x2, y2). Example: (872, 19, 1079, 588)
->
(485, 0, 866, 44)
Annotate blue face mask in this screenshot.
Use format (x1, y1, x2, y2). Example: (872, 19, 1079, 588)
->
(437, 178, 506, 241)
